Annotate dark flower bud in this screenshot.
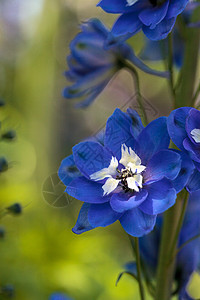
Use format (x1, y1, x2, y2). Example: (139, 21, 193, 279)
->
(6, 203, 22, 215)
(0, 157, 8, 172)
(2, 130, 16, 141)
(0, 99, 5, 107)
(0, 226, 5, 238)
(1, 284, 14, 298)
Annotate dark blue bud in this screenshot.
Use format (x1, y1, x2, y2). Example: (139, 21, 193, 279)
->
(6, 203, 22, 215)
(2, 130, 16, 141)
(0, 226, 5, 238)
(1, 284, 14, 298)
(0, 99, 5, 107)
(0, 157, 8, 172)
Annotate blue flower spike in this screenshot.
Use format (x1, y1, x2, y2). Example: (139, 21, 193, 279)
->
(98, 0, 189, 41)
(63, 19, 169, 108)
(59, 109, 192, 237)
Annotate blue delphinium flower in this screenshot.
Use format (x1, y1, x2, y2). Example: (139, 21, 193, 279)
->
(168, 107, 200, 168)
(98, 0, 189, 41)
(58, 108, 193, 237)
(63, 18, 168, 108)
(168, 107, 200, 194)
(136, 190, 200, 300)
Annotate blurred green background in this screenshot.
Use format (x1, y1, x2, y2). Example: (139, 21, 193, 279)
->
(0, 0, 200, 299)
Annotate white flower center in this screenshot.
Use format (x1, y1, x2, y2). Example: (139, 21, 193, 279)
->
(126, 0, 139, 6)
(90, 144, 146, 196)
(191, 128, 200, 143)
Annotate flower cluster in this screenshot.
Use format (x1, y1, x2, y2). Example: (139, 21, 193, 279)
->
(59, 108, 196, 237)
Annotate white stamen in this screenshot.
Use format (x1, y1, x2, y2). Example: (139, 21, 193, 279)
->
(126, 177, 139, 192)
(90, 156, 118, 181)
(126, 0, 138, 6)
(102, 177, 120, 196)
(120, 144, 146, 174)
(191, 128, 200, 143)
(90, 144, 146, 196)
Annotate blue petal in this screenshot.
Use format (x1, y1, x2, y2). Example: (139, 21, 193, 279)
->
(139, 0, 169, 28)
(172, 151, 194, 193)
(97, 0, 128, 13)
(144, 150, 181, 183)
(126, 108, 144, 139)
(110, 189, 148, 213)
(49, 293, 73, 300)
(119, 208, 156, 237)
(167, 107, 192, 150)
(137, 117, 170, 164)
(167, 0, 189, 18)
(126, 46, 169, 78)
(88, 202, 121, 227)
(112, 12, 142, 36)
(66, 177, 110, 203)
(139, 179, 176, 215)
(58, 155, 81, 186)
(73, 141, 112, 178)
(98, 0, 146, 14)
(183, 138, 200, 163)
(72, 203, 94, 234)
(75, 80, 108, 108)
(143, 17, 176, 41)
(186, 169, 200, 192)
(185, 108, 200, 144)
(104, 108, 139, 159)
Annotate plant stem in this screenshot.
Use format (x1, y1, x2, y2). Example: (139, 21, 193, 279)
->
(167, 33, 176, 107)
(155, 190, 188, 300)
(175, 7, 200, 108)
(193, 82, 200, 107)
(134, 237, 145, 300)
(124, 61, 148, 126)
(167, 191, 189, 264)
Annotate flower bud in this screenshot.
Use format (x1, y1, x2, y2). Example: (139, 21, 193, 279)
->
(6, 203, 22, 215)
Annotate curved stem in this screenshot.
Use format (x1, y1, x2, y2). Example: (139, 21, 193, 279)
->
(134, 237, 145, 300)
(123, 61, 148, 126)
(167, 33, 176, 107)
(175, 232, 200, 257)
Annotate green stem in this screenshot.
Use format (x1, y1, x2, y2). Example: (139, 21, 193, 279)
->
(124, 61, 148, 126)
(155, 190, 188, 300)
(167, 33, 176, 107)
(134, 237, 145, 300)
(175, 233, 200, 257)
(167, 191, 189, 264)
(175, 8, 200, 108)
(193, 82, 200, 107)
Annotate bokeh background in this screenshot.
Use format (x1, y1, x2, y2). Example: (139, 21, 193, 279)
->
(0, 0, 200, 299)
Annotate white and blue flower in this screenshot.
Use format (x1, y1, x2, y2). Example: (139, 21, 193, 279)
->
(59, 109, 193, 237)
